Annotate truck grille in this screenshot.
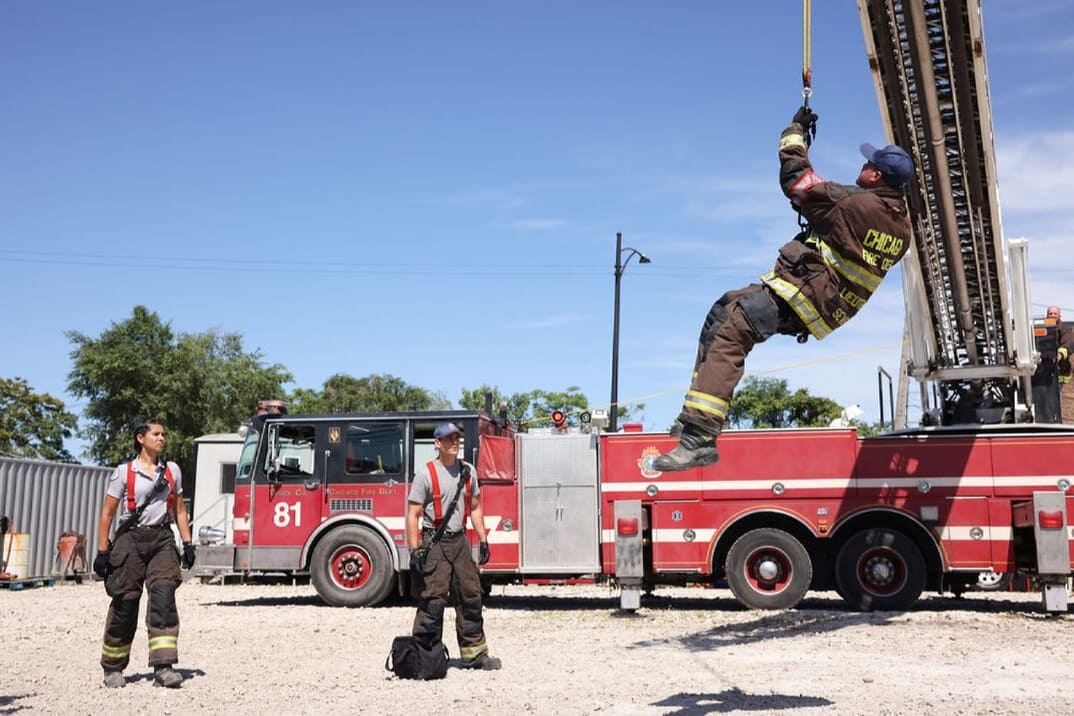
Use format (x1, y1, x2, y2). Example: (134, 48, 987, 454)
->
(329, 498, 373, 514)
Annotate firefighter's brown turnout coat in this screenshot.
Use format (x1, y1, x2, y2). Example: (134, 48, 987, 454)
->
(678, 122, 913, 434)
(764, 123, 913, 339)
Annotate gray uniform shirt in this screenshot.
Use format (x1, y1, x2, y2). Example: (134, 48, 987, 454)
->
(106, 460, 184, 528)
(408, 459, 479, 533)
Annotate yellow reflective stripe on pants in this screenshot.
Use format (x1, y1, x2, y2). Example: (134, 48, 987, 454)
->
(459, 643, 488, 661)
(101, 643, 131, 659)
(148, 635, 177, 652)
(812, 238, 880, 293)
(761, 271, 833, 339)
(684, 390, 729, 420)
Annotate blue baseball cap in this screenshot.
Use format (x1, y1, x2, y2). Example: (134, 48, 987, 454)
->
(433, 422, 462, 439)
(860, 143, 913, 189)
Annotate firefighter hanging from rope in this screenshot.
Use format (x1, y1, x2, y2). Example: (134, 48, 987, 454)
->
(649, 1, 916, 471)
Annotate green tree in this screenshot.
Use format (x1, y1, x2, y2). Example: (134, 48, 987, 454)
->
(727, 376, 842, 429)
(850, 419, 889, 437)
(288, 373, 449, 414)
(459, 385, 594, 430)
(0, 377, 78, 462)
(66, 306, 291, 476)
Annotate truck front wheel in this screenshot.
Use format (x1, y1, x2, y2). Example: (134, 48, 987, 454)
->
(310, 526, 394, 607)
(725, 528, 813, 610)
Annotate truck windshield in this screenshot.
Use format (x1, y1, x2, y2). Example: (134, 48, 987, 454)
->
(236, 426, 260, 481)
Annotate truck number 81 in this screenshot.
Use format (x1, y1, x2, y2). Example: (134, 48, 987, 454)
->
(273, 502, 302, 527)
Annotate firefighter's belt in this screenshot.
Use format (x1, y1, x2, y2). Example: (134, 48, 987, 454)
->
(424, 528, 464, 540)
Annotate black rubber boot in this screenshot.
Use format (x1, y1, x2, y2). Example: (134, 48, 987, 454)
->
(651, 426, 719, 472)
(153, 665, 183, 688)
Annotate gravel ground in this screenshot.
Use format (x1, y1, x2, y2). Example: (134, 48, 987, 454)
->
(1, 579, 1072, 715)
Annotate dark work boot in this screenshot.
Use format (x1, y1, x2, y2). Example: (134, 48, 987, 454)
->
(465, 653, 502, 670)
(153, 665, 183, 688)
(651, 426, 719, 472)
(102, 670, 126, 689)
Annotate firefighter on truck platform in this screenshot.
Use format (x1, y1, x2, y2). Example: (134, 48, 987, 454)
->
(93, 421, 197, 688)
(406, 422, 501, 670)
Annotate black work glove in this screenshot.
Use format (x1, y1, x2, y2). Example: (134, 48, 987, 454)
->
(93, 550, 111, 579)
(410, 546, 427, 573)
(181, 542, 196, 570)
(478, 541, 490, 566)
(793, 105, 818, 128)
(792, 105, 818, 146)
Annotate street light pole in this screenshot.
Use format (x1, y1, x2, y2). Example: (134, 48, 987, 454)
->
(610, 231, 650, 433)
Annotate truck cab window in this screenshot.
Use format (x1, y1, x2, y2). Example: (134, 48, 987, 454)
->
(267, 424, 316, 477)
(345, 423, 404, 476)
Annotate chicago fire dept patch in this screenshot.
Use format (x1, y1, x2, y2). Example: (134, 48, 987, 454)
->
(638, 446, 662, 479)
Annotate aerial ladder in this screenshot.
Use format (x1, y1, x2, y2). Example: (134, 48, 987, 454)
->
(856, 0, 1037, 426)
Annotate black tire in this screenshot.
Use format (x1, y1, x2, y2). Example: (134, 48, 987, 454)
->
(725, 528, 813, 610)
(835, 528, 925, 611)
(310, 526, 394, 607)
(974, 570, 1013, 592)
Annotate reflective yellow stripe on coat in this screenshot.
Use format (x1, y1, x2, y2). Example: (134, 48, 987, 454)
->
(760, 271, 833, 340)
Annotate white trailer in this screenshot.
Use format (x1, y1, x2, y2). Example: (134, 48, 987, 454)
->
(191, 433, 243, 544)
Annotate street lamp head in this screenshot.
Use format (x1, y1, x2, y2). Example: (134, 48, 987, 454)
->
(638, 253, 651, 264)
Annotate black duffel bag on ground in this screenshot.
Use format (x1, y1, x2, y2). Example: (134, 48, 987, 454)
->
(385, 636, 449, 680)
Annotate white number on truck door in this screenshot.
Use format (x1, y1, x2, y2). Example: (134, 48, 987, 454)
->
(273, 501, 302, 527)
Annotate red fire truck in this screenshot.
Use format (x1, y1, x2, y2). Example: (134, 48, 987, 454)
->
(195, 0, 1074, 613)
(194, 408, 1073, 613)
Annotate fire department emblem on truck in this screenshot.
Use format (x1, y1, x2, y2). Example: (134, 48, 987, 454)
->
(637, 446, 662, 479)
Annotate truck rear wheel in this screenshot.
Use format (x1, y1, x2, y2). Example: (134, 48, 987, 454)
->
(974, 570, 1012, 592)
(835, 528, 925, 611)
(310, 526, 394, 607)
(725, 528, 812, 610)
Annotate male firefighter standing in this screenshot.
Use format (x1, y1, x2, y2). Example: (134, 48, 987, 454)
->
(406, 422, 501, 670)
(652, 106, 914, 471)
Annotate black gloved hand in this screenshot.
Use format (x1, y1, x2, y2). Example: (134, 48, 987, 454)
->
(410, 546, 427, 573)
(793, 105, 818, 128)
(93, 550, 111, 579)
(181, 542, 196, 570)
(478, 541, 490, 566)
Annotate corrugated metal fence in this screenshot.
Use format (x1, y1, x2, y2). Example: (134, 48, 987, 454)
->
(0, 457, 112, 578)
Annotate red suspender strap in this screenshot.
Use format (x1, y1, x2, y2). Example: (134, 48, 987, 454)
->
(426, 460, 443, 527)
(126, 462, 136, 511)
(164, 466, 175, 509)
(126, 462, 177, 512)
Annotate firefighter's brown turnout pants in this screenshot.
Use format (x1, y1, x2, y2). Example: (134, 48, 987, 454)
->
(679, 283, 806, 435)
(411, 532, 489, 664)
(100, 526, 182, 671)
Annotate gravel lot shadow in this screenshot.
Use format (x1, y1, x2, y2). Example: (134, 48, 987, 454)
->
(0, 692, 35, 715)
(631, 593, 1063, 652)
(197, 584, 1062, 617)
(651, 688, 832, 714)
(203, 594, 327, 607)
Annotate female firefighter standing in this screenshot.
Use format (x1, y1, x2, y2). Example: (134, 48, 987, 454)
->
(93, 421, 196, 688)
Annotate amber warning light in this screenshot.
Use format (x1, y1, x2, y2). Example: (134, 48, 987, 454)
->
(617, 517, 639, 536)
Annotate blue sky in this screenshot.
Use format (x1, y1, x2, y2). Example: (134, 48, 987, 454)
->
(3, 2, 1073, 460)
